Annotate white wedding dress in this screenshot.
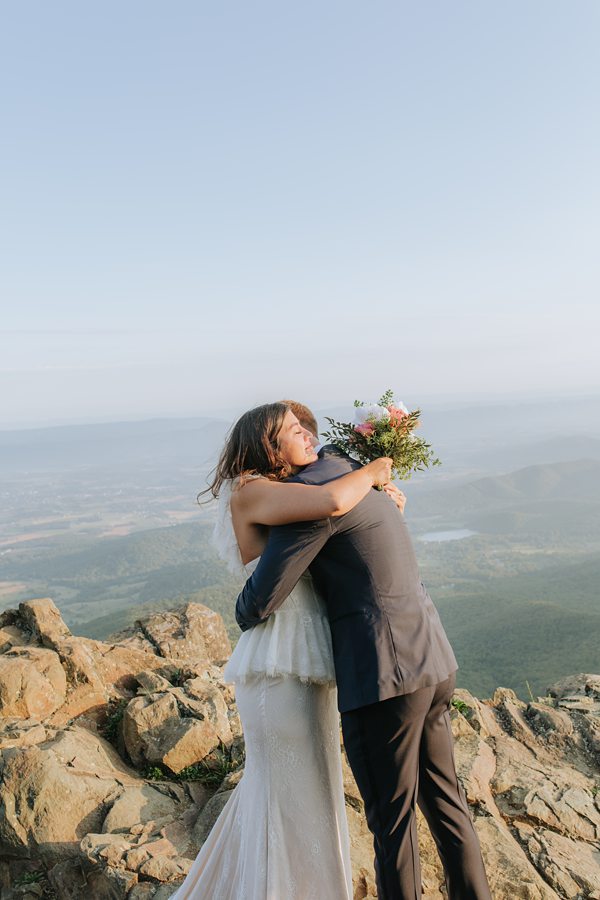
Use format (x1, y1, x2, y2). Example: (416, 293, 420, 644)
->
(170, 480, 353, 900)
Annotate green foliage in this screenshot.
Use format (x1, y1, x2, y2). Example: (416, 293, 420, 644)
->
(14, 871, 44, 886)
(143, 743, 244, 787)
(451, 697, 470, 715)
(143, 766, 166, 781)
(101, 698, 128, 744)
(174, 760, 230, 786)
(377, 389, 395, 408)
(169, 668, 185, 686)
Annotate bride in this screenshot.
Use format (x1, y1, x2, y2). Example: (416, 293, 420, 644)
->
(171, 401, 393, 900)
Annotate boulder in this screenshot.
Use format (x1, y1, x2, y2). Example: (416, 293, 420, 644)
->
(18, 598, 72, 649)
(0, 726, 139, 864)
(177, 679, 232, 744)
(11, 599, 104, 694)
(122, 694, 180, 767)
(121, 688, 226, 774)
(134, 603, 231, 667)
(138, 855, 192, 883)
(547, 673, 600, 701)
(101, 784, 189, 834)
(83, 863, 138, 898)
(0, 647, 66, 718)
(160, 719, 221, 774)
(135, 670, 174, 694)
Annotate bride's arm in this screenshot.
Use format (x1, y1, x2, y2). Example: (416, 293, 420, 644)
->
(232, 457, 392, 527)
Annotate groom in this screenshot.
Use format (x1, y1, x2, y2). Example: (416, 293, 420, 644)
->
(235, 402, 491, 900)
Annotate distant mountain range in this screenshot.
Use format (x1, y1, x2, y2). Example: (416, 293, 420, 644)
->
(408, 458, 600, 535)
(0, 417, 231, 472)
(2, 394, 600, 477)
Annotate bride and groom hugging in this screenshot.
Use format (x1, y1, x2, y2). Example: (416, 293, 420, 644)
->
(173, 401, 491, 900)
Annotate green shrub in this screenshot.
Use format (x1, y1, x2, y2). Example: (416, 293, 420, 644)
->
(101, 698, 129, 744)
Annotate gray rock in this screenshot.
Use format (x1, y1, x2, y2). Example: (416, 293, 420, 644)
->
(192, 789, 235, 846)
(127, 885, 158, 899)
(84, 864, 138, 899)
(47, 858, 88, 898)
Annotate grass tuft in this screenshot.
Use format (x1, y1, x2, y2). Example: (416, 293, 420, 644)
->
(144, 742, 244, 787)
(14, 870, 44, 886)
(451, 697, 470, 716)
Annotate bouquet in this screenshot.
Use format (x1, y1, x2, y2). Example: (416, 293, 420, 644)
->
(323, 389, 441, 481)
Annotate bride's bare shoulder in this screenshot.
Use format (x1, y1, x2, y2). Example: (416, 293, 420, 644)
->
(230, 474, 271, 507)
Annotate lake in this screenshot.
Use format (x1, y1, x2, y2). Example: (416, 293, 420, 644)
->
(419, 529, 478, 543)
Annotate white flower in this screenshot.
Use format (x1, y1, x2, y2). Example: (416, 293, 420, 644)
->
(354, 403, 391, 425)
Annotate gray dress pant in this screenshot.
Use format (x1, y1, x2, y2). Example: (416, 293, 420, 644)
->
(341, 674, 491, 900)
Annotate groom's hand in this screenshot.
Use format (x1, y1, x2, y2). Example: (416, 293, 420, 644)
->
(363, 457, 393, 487)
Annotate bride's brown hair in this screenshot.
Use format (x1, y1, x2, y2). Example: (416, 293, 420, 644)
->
(200, 402, 293, 501)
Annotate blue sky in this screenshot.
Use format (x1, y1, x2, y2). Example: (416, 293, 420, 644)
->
(1, 1, 599, 427)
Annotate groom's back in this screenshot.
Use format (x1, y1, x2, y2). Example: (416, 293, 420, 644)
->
(292, 448, 457, 711)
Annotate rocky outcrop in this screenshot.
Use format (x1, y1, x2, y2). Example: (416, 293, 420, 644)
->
(0, 599, 598, 899)
(114, 605, 232, 669)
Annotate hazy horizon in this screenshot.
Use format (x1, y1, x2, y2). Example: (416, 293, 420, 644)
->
(3, 385, 600, 433)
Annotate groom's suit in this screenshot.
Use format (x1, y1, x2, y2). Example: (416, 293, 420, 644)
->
(236, 447, 491, 899)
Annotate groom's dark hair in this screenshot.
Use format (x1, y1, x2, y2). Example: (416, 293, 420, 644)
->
(280, 400, 319, 438)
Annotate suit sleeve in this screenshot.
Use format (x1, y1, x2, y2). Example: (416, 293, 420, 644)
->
(235, 518, 333, 631)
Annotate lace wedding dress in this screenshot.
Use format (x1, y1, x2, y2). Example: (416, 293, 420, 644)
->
(170, 480, 353, 900)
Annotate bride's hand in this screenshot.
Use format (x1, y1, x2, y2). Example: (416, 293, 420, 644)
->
(382, 481, 406, 513)
(364, 457, 393, 486)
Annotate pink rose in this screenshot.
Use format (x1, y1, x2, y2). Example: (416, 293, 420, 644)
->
(388, 405, 408, 426)
(355, 422, 375, 437)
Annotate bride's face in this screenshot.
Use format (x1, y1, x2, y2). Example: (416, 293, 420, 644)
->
(277, 411, 318, 467)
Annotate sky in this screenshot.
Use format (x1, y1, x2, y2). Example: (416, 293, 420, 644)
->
(1, 1, 599, 428)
